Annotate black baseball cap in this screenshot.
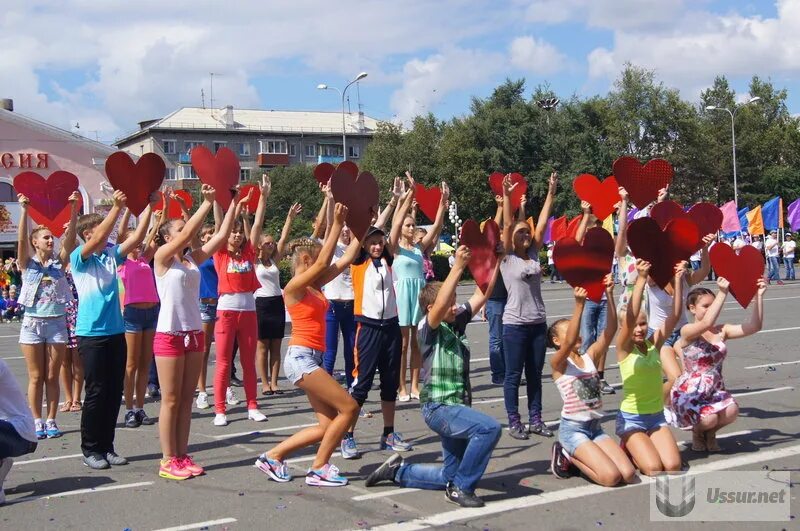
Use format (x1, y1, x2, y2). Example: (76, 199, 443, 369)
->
(365, 226, 385, 239)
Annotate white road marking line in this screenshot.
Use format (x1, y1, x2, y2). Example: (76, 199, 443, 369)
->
(745, 360, 800, 369)
(733, 386, 793, 397)
(6, 481, 154, 506)
(370, 443, 800, 530)
(209, 422, 318, 440)
(15, 453, 83, 465)
(1, 356, 23, 360)
(757, 326, 800, 334)
(152, 518, 237, 531)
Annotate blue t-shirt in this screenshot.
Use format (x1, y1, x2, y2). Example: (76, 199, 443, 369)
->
(199, 257, 218, 299)
(70, 245, 126, 336)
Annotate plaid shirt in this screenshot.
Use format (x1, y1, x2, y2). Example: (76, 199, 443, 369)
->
(418, 303, 472, 406)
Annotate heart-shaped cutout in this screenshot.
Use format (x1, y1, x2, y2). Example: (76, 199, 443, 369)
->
(709, 244, 762, 308)
(313, 163, 336, 184)
(627, 217, 700, 288)
(27, 196, 84, 238)
(191, 146, 240, 210)
(459, 219, 500, 294)
(13, 171, 80, 220)
(337, 160, 359, 179)
(566, 215, 582, 240)
(550, 216, 567, 242)
(154, 190, 193, 220)
(687, 202, 722, 238)
(330, 166, 379, 239)
(238, 184, 261, 213)
(488, 172, 527, 211)
(105, 152, 165, 216)
(650, 200, 686, 230)
(612, 156, 673, 210)
(572, 174, 619, 221)
(553, 227, 614, 302)
(414, 183, 442, 222)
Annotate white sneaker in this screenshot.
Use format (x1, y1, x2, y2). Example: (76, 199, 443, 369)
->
(213, 413, 228, 426)
(248, 409, 267, 422)
(226, 387, 239, 406)
(196, 392, 210, 409)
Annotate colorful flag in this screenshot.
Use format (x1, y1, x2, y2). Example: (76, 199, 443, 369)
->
(761, 197, 784, 230)
(738, 207, 749, 232)
(720, 201, 741, 233)
(550, 215, 567, 242)
(788, 198, 800, 231)
(566, 215, 582, 239)
(626, 207, 639, 222)
(746, 205, 764, 236)
(602, 214, 615, 236)
(526, 216, 535, 234)
(543, 216, 554, 244)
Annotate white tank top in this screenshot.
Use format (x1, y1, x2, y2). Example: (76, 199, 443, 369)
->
(255, 261, 281, 298)
(554, 354, 604, 421)
(646, 278, 688, 331)
(155, 254, 202, 332)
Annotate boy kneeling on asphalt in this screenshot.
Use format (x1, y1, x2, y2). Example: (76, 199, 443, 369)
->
(365, 245, 502, 507)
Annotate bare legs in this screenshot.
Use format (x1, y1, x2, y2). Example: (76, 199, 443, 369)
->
(268, 338, 282, 392)
(256, 339, 269, 394)
(692, 403, 739, 452)
(22, 342, 65, 420)
(198, 320, 215, 395)
(571, 438, 636, 487)
(623, 426, 682, 476)
(124, 329, 155, 410)
(156, 351, 205, 459)
(60, 346, 83, 410)
(398, 326, 421, 398)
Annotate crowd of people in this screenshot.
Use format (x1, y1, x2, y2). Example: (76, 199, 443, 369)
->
(0, 169, 775, 509)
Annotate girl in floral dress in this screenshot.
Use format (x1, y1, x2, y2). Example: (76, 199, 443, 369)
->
(670, 278, 766, 452)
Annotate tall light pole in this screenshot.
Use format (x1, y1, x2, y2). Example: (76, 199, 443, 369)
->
(317, 72, 368, 161)
(706, 96, 761, 207)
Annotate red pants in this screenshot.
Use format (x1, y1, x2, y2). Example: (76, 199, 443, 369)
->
(213, 310, 258, 413)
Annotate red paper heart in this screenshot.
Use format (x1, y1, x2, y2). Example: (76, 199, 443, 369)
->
(330, 167, 379, 240)
(105, 152, 165, 216)
(28, 196, 83, 238)
(459, 219, 500, 294)
(550, 216, 567, 242)
(239, 184, 261, 213)
(709, 244, 762, 308)
(612, 156, 673, 210)
(337, 160, 359, 179)
(687, 203, 722, 238)
(650, 200, 686, 230)
(488, 172, 527, 210)
(13, 171, 79, 220)
(414, 183, 442, 222)
(154, 190, 193, 220)
(627, 217, 700, 288)
(191, 146, 240, 210)
(572, 174, 620, 221)
(553, 227, 614, 302)
(314, 163, 335, 184)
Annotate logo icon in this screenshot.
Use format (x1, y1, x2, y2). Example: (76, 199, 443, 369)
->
(655, 475, 696, 518)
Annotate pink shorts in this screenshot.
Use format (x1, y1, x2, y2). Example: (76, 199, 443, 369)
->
(154, 331, 205, 357)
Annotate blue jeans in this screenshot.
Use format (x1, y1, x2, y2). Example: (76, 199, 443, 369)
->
(502, 322, 547, 424)
(395, 402, 501, 492)
(768, 257, 780, 281)
(0, 420, 37, 459)
(485, 299, 506, 384)
(579, 299, 607, 355)
(690, 260, 701, 271)
(784, 258, 795, 280)
(322, 300, 356, 388)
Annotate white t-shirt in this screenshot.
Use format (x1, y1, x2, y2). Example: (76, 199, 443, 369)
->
(0, 359, 36, 442)
(646, 277, 689, 331)
(323, 242, 353, 301)
(255, 262, 282, 298)
(547, 248, 554, 265)
(782, 241, 796, 259)
(752, 239, 764, 251)
(765, 236, 780, 257)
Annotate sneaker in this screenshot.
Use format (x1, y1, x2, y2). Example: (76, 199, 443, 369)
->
(125, 410, 141, 428)
(380, 432, 413, 452)
(397, 394, 410, 402)
(34, 420, 46, 440)
(254, 454, 292, 482)
(528, 421, 554, 437)
(340, 435, 360, 459)
(137, 410, 155, 426)
(365, 453, 402, 487)
(777, 280, 785, 285)
(213, 413, 228, 427)
(45, 419, 62, 438)
(226, 387, 239, 406)
(146, 384, 160, 399)
(159, 457, 192, 481)
(305, 463, 348, 487)
(445, 482, 485, 508)
(358, 408, 373, 419)
(550, 441, 574, 479)
(248, 409, 267, 422)
(229, 375, 243, 387)
(0, 457, 13, 505)
(508, 422, 529, 440)
(83, 455, 110, 470)
(178, 455, 204, 477)
(599, 379, 616, 395)
(196, 392, 210, 409)
(105, 452, 129, 466)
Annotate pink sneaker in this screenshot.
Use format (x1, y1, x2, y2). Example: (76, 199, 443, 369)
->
(159, 457, 192, 481)
(179, 455, 204, 477)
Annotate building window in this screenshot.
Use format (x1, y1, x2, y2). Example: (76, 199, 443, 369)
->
(321, 145, 343, 157)
(239, 143, 251, 156)
(179, 166, 199, 180)
(165, 168, 177, 181)
(259, 139, 287, 154)
(184, 141, 204, 153)
(240, 168, 251, 182)
(304, 144, 316, 157)
(289, 144, 297, 157)
(0, 182, 14, 202)
(213, 141, 227, 154)
(163, 140, 176, 154)
(348, 145, 360, 158)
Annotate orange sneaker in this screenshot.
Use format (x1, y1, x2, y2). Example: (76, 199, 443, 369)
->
(159, 457, 192, 480)
(179, 455, 204, 477)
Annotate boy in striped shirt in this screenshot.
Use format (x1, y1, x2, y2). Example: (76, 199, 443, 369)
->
(365, 245, 502, 508)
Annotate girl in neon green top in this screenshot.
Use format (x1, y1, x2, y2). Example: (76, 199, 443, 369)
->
(615, 259, 683, 476)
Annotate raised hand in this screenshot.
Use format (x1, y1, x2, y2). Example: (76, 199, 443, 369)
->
(333, 203, 349, 225)
(112, 190, 127, 207)
(716, 276, 730, 293)
(604, 273, 614, 292)
(454, 245, 471, 267)
(547, 171, 558, 194)
(288, 202, 302, 219)
(392, 176, 403, 199)
(574, 286, 588, 301)
(657, 185, 669, 203)
(701, 234, 715, 247)
(200, 184, 216, 203)
(440, 182, 450, 204)
(261, 173, 272, 197)
(756, 277, 767, 296)
(674, 261, 687, 281)
(494, 195, 503, 207)
(17, 194, 29, 208)
(635, 258, 651, 276)
(581, 200, 592, 214)
(502, 174, 518, 196)
(618, 186, 629, 202)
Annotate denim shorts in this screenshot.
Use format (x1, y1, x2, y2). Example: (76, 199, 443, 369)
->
(615, 410, 667, 437)
(283, 345, 323, 384)
(648, 327, 681, 347)
(559, 417, 611, 455)
(19, 315, 68, 344)
(199, 302, 217, 323)
(123, 304, 160, 333)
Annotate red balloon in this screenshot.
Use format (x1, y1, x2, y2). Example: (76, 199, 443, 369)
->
(650, 200, 686, 230)
(627, 217, 700, 288)
(488, 172, 527, 211)
(612, 156, 673, 210)
(572, 174, 619, 221)
(313, 162, 335, 184)
(414, 183, 442, 222)
(709, 244, 763, 308)
(553, 227, 615, 302)
(329, 165, 379, 240)
(459, 219, 500, 294)
(13, 170, 79, 220)
(105, 152, 165, 216)
(191, 146, 240, 211)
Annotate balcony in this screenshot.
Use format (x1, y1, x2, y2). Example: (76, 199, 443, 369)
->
(257, 153, 289, 167)
(178, 153, 192, 164)
(318, 155, 344, 164)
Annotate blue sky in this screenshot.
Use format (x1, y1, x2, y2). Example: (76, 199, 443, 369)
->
(2, 0, 799, 143)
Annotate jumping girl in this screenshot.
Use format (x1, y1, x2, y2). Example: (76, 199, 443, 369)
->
(254, 203, 361, 487)
(670, 278, 766, 452)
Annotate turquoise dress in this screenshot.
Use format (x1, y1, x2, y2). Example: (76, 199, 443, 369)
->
(394, 245, 426, 326)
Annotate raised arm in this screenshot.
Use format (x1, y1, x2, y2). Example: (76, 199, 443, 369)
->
(587, 274, 618, 363)
(119, 203, 157, 256)
(502, 174, 517, 254)
(81, 190, 126, 260)
(493, 195, 503, 226)
(654, 263, 686, 350)
(193, 189, 241, 263)
(575, 201, 592, 244)
(317, 231, 362, 288)
(249, 174, 270, 246)
(723, 279, 766, 340)
(310, 185, 329, 240)
(374, 177, 402, 230)
(428, 245, 470, 329)
(158, 185, 215, 265)
(276, 203, 302, 260)
(532, 171, 558, 250)
(615, 187, 629, 258)
(285, 203, 347, 297)
(389, 174, 415, 254)
(517, 193, 527, 223)
(117, 207, 132, 243)
(550, 287, 587, 374)
(688, 235, 714, 286)
(679, 277, 729, 343)
(619, 259, 651, 352)
(58, 191, 82, 263)
(16, 194, 31, 268)
(421, 182, 449, 254)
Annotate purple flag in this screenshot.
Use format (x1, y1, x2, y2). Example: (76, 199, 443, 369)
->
(627, 207, 639, 222)
(788, 198, 800, 231)
(543, 216, 554, 244)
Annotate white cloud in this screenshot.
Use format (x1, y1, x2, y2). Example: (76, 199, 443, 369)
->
(509, 36, 567, 74)
(523, 0, 686, 30)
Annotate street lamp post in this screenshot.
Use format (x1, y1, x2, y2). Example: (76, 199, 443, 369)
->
(706, 96, 761, 208)
(317, 72, 368, 162)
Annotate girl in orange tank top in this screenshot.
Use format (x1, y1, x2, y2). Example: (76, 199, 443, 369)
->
(287, 288, 328, 352)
